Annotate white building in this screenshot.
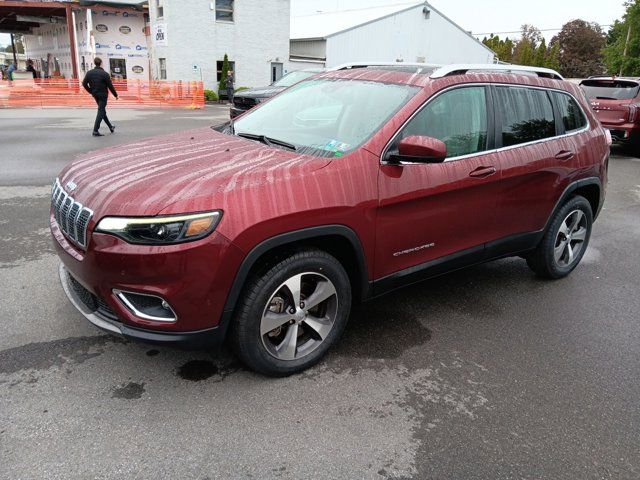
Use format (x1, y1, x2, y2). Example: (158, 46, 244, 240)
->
(289, 1, 495, 69)
(147, 0, 291, 91)
(21, 1, 149, 81)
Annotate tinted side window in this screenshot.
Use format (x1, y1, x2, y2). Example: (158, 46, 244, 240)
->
(495, 87, 555, 147)
(552, 92, 587, 132)
(401, 86, 488, 158)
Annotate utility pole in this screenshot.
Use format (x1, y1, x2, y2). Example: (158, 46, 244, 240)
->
(10, 33, 18, 66)
(620, 24, 632, 77)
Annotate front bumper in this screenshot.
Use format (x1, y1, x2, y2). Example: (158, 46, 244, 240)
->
(52, 212, 246, 342)
(59, 263, 223, 349)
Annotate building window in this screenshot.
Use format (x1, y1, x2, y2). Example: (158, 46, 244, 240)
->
(215, 0, 233, 22)
(157, 0, 164, 18)
(216, 60, 235, 82)
(159, 58, 167, 79)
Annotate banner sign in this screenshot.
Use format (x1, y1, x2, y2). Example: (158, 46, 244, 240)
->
(154, 23, 167, 46)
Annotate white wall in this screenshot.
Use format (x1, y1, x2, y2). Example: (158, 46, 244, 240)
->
(23, 8, 148, 80)
(24, 19, 75, 78)
(325, 5, 495, 68)
(148, 0, 290, 90)
(91, 9, 149, 80)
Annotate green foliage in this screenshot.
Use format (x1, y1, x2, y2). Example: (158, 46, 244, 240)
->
(218, 54, 230, 92)
(604, 0, 640, 75)
(3, 35, 25, 54)
(545, 43, 561, 71)
(234, 86, 249, 92)
(534, 39, 547, 67)
(482, 34, 513, 63)
(483, 22, 605, 77)
(204, 89, 218, 102)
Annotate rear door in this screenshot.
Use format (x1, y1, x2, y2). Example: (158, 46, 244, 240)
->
(375, 85, 501, 279)
(490, 85, 583, 240)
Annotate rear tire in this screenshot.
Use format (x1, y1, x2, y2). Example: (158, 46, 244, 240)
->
(230, 249, 351, 377)
(526, 195, 593, 279)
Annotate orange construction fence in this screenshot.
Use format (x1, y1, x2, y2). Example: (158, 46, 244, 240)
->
(0, 79, 205, 109)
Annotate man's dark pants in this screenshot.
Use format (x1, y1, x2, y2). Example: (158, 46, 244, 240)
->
(93, 95, 113, 133)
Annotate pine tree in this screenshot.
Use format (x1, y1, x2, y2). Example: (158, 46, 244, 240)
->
(546, 43, 561, 71)
(219, 54, 230, 92)
(534, 38, 547, 67)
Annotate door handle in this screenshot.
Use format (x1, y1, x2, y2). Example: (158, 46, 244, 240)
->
(555, 150, 575, 161)
(469, 166, 496, 178)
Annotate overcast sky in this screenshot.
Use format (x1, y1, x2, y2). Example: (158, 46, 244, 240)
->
(0, 0, 627, 48)
(291, 0, 626, 40)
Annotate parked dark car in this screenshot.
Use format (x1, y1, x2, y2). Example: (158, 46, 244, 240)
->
(230, 69, 323, 118)
(580, 77, 640, 153)
(53, 64, 609, 376)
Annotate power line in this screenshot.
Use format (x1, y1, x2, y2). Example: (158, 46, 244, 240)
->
(474, 24, 613, 36)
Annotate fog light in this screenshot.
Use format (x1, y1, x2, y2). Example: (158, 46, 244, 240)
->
(113, 289, 177, 322)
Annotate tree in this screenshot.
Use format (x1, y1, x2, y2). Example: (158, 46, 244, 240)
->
(545, 42, 561, 71)
(552, 20, 606, 77)
(513, 25, 543, 66)
(604, 0, 640, 75)
(4, 34, 24, 54)
(534, 38, 547, 67)
(218, 53, 230, 93)
(482, 34, 514, 63)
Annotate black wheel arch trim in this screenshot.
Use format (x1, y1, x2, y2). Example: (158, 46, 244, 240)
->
(545, 177, 603, 230)
(218, 225, 370, 338)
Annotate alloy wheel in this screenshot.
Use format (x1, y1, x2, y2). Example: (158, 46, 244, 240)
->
(260, 272, 338, 361)
(554, 209, 588, 267)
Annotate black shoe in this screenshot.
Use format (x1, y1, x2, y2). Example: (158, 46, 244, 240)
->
(109, 125, 115, 134)
(92, 131, 104, 137)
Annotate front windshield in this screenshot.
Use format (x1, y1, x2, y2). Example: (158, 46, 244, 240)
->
(581, 80, 640, 100)
(273, 70, 317, 87)
(233, 78, 419, 157)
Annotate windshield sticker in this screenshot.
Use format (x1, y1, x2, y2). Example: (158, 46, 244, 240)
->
(320, 139, 350, 153)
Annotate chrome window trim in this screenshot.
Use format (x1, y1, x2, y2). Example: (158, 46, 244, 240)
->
(113, 289, 178, 323)
(381, 82, 591, 165)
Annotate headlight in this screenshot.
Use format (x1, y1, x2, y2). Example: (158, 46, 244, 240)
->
(95, 211, 222, 245)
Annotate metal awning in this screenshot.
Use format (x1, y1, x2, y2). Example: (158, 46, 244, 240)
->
(0, 1, 70, 34)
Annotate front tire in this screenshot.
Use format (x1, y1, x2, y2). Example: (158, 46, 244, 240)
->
(526, 195, 593, 279)
(230, 249, 351, 376)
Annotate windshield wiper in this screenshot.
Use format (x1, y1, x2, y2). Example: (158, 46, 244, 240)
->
(595, 96, 617, 100)
(236, 132, 297, 151)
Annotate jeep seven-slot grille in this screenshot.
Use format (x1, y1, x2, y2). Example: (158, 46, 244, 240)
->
(51, 179, 93, 249)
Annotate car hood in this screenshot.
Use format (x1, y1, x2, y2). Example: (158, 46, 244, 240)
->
(58, 127, 330, 219)
(235, 86, 286, 98)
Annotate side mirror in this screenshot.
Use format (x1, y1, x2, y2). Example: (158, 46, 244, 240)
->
(389, 135, 447, 164)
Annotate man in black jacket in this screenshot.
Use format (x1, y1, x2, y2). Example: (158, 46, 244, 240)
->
(82, 57, 118, 137)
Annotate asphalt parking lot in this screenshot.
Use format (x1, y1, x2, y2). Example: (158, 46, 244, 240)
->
(1, 107, 639, 479)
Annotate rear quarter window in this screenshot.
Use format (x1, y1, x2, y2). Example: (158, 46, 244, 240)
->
(495, 86, 556, 147)
(551, 92, 587, 133)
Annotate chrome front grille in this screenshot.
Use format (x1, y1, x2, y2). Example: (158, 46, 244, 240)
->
(51, 179, 93, 249)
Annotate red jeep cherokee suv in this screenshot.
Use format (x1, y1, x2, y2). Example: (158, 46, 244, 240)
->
(52, 64, 609, 376)
(580, 77, 640, 153)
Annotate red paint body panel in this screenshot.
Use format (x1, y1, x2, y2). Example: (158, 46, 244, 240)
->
(52, 69, 609, 338)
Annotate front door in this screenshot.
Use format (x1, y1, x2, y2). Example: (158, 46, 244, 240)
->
(271, 62, 283, 83)
(109, 58, 127, 80)
(376, 85, 502, 280)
